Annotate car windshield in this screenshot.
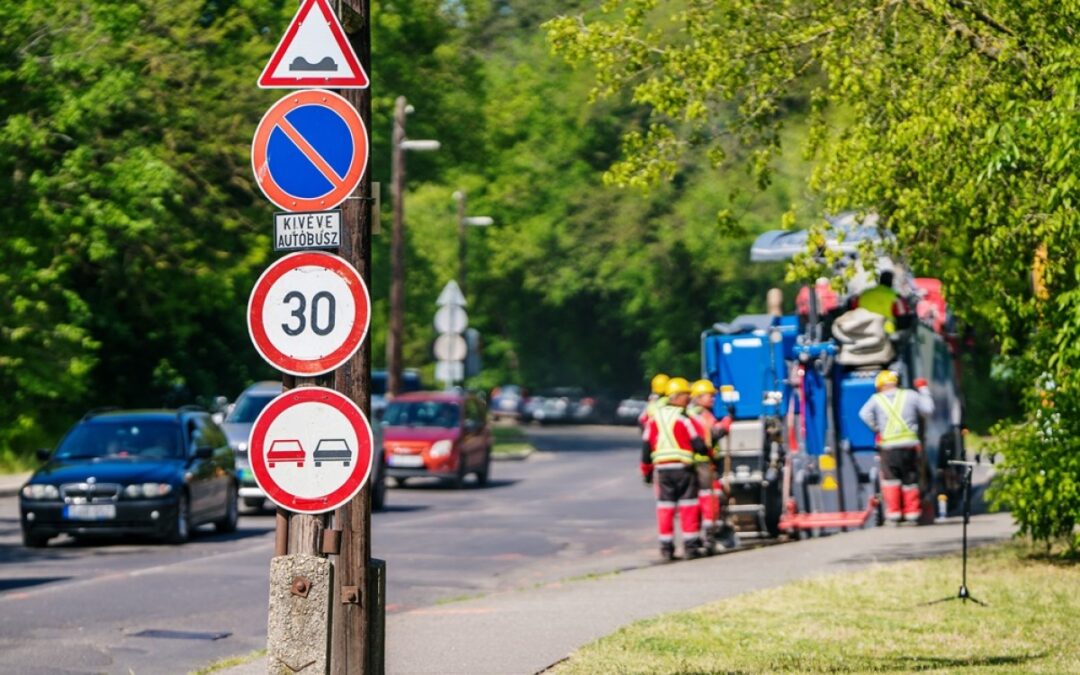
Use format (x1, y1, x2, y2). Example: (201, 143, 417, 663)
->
(227, 393, 276, 423)
(55, 420, 181, 460)
(382, 401, 460, 428)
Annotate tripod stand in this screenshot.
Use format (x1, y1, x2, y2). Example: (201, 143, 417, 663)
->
(926, 461, 987, 606)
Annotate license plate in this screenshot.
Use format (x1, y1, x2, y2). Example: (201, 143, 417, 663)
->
(64, 504, 116, 521)
(388, 454, 424, 468)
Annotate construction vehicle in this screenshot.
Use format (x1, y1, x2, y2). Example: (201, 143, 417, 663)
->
(701, 214, 966, 539)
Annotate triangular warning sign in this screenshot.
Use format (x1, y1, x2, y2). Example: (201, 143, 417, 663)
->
(258, 0, 370, 89)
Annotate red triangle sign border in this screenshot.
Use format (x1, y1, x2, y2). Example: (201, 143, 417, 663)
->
(258, 0, 370, 89)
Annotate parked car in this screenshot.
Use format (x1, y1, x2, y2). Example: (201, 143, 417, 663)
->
(372, 369, 423, 421)
(222, 381, 282, 510)
(224, 381, 387, 510)
(524, 387, 584, 424)
(489, 385, 527, 421)
(19, 408, 238, 547)
(615, 397, 648, 425)
(382, 392, 492, 488)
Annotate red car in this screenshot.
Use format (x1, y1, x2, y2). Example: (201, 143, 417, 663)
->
(382, 392, 492, 488)
(267, 439, 306, 468)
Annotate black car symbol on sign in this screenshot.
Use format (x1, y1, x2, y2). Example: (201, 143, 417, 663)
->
(268, 439, 306, 468)
(313, 439, 352, 467)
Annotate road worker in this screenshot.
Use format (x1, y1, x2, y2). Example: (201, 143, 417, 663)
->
(641, 377, 709, 560)
(638, 373, 670, 428)
(853, 270, 910, 334)
(687, 379, 732, 543)
(859, 370, 934, 524)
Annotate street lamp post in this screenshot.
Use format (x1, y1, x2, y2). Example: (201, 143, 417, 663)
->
(387, 96, 440, 397)
(451, 190, 493, 297)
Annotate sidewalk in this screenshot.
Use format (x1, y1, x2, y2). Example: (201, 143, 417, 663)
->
(0, 471, 31, 498)
(217, 512, 1014, 675)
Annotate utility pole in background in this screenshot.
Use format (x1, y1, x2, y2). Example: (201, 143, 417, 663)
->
(387, 99, 439, 397)
(387, 96, 407, 399)
(451, 190, 493, 298)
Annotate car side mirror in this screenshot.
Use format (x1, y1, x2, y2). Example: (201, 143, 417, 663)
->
(194, 446, 214, 460)
(35, 448, 51, 463)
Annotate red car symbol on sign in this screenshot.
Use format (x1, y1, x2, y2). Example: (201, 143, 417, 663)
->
(267, 439, 306, 468)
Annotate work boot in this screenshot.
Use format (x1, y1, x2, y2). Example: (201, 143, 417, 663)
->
(684, 538, 705, 559)
(660, 542, 676, 561)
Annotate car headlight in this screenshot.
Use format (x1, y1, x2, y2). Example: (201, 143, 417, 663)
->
(21, 484, 59, 500)
(430, 440, 453, 458)
(123, 483, 174, 498)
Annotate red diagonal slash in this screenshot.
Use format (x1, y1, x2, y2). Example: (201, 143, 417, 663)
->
(275, 115, 347, 190)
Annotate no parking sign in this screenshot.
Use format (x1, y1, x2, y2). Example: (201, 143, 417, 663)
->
(251, 89, 369, 212)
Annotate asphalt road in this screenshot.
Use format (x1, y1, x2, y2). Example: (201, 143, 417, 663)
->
(0, 424, 656, 675)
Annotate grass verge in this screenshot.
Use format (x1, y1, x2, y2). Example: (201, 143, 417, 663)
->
(491, 424, 535, 457)
(189, 649, 265, 675)
(555, 541, 1080, 674)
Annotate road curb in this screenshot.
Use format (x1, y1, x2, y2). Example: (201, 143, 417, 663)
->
(492, 447, 534, 461)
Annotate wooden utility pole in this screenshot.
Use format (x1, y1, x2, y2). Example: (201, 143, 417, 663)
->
(386, 96, 407, 398)
(454, 190, 466, 296)
(335, 4, 379, 674)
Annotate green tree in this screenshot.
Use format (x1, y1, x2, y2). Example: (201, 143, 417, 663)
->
(547, 0, 1080, 548)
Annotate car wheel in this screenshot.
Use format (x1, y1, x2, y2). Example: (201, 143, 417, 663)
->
(167, 492, 191, 545)
(22, 529, 49, 549)
(215, 483, 239, 534)
(476, 448, 491, 487)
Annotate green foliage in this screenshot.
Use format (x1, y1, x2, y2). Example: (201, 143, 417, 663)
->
(0, 0, 817, 464)
(547, 0, 1080, 546)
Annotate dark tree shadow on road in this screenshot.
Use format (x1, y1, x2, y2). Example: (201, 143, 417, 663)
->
(390, 478, 519, 491)
(523, 424, 640, 454)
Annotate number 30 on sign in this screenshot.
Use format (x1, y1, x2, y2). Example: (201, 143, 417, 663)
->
(248, 251, 371, 376)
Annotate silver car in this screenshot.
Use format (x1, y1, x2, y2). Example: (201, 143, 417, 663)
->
(224, 382, 386, 510)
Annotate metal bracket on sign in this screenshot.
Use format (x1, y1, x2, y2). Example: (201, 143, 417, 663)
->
(321, 528, 342, 555)
(341, 585, 361, 605)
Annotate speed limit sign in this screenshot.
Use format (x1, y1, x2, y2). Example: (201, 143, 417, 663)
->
(247, 251, 371, 376)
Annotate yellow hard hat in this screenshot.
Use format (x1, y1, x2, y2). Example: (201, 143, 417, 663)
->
(875, 370, 899, 390)
(665, 377, 691, 397)
(691, 379, 716, 398)
(650, 373, 670, 395)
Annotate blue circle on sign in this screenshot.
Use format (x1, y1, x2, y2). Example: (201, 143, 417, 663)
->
(251, 89, 370, 212)
(267, 106, 353, 199)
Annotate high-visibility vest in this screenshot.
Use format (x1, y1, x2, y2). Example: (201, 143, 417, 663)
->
(651, 406, 695, 465)
(685, 404, 714, 460)
(644, 396, 668, 422)
(873, 390, 919, 446)
(859, 285, 900, 333)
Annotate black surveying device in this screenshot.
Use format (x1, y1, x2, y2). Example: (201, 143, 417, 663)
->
(926, 460, 986, 606)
